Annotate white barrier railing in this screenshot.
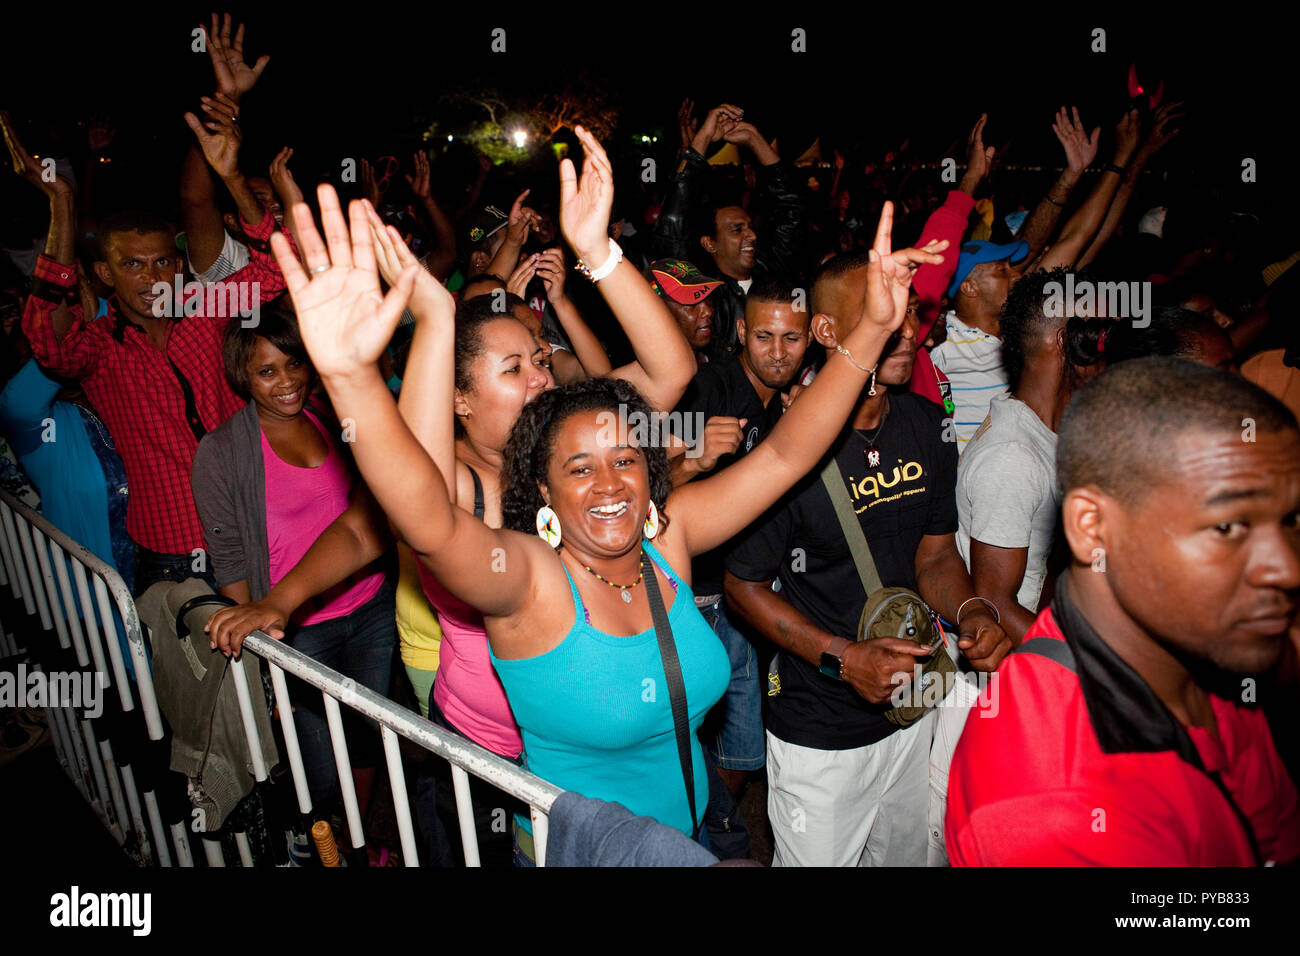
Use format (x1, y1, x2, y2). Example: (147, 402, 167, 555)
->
(0, 488, 560, 866)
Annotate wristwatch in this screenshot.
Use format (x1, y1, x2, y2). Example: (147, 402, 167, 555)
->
(819, 637, 851, 680)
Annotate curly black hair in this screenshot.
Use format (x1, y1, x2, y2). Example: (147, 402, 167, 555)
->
(499, 377, 673, 546)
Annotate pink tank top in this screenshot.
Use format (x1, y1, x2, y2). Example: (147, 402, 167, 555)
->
(263, 408, 384, 625)
(414, 463, 523, 758)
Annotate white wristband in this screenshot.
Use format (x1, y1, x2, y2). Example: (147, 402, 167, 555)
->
(578, 238, 622, 282)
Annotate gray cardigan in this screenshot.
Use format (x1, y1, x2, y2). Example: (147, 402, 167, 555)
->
(191, 401, 273, 601)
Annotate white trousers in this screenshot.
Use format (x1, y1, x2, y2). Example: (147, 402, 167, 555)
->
(926, 670, 982, 866)
(766, 708, 937, 867)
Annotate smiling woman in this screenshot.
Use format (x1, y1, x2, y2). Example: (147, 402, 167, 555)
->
(269, 123, 945, 844)
(190, 302, 397, 823)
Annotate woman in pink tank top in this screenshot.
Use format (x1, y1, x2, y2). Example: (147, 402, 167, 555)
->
(195, 306, 396, 846)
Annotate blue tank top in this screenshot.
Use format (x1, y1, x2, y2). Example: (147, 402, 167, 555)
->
(490, 539, 729, 835)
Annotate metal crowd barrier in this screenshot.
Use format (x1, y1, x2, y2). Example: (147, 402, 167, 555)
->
(0, 488, 560, 866)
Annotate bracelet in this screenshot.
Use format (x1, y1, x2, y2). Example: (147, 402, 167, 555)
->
(835, 345, 880, 396)
(834, 344, 875, 374)
(1044, 194, 1065, 208)
(575, 238, 622, 282)
(956, 596, 1000, 627)
(1102, 162, 1127, 177)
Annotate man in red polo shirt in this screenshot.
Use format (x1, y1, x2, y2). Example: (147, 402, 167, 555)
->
(947, 357, 1300, 866)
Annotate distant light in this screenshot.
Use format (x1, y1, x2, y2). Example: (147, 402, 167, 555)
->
(641, 135, 650, 144)
(652, 136, 658, 143)
(512, 130, 527, 148)
(447, 134, 454, 142)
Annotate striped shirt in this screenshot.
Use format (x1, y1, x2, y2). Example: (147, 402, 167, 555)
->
(929, 311, 1008, 453)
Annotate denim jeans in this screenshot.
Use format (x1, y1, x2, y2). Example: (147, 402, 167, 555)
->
(133, 544, 216, 597)
(415, 692, 525, 868)
(283, 578, 397, 811)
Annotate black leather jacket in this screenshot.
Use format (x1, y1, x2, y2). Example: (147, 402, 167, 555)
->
(652, 148, 806, 357)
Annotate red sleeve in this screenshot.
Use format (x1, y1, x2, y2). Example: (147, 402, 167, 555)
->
(226, 208, 289, 304)
(20, 255, 101, 378)
(912, 190, 975, 342)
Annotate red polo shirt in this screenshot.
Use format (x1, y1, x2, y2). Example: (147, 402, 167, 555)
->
(946, 604, 1300, 866)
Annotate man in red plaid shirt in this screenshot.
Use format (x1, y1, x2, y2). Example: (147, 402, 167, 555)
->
(18, 98, 288, 595)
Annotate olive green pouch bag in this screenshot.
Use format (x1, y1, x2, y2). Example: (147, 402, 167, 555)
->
(820, 457, 954, 727)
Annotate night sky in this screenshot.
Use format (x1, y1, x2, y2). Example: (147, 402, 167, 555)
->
(1, 9, 1292, 243)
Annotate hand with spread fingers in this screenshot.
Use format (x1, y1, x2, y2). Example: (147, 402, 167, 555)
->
(203, 12, 270, 102)
(1052, 106, 1100, 176)
(269, 184, 417, 382)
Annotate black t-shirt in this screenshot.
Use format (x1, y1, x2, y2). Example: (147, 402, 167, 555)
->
(673, 357, 782, 597)
(726, 391, 958, 750)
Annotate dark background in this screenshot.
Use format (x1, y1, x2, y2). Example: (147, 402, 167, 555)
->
(1, 8, 1292, 249)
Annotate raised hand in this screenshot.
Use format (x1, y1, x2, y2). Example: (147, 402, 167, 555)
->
(359, 158, 380, 207)
(505, 188, 539, 245)
(1138, 100, 1184, 161)
(963, 113, 995, 184)
(269, 184, 416, 381)
(691, 103, 743, 155)
(204, 12, 270, 101)
(1, 111, 72, 199)
(535, 247, 568, 303)
(559, 126, 616, 262)
(184, 92, 243, 179)
(506, 254, 539, 298)
(365, 202, 453, 322)
(404, 150, 432, 199)
(1052, 106, 1100, 175)
(1113, 107, 1142, 166)
(863, 202, 948, 331)
(269, 147, 304, 207)
(723, 120, 778, 165)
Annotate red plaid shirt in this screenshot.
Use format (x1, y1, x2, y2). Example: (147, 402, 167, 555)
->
(22, 212, 287, 555)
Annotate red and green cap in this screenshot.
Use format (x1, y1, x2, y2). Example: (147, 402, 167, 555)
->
(649, 258, 724, 304)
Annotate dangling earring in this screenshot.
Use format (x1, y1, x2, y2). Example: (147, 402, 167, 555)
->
(644, 501, 660, 540)
(867, 366, 877, 398)
(536, 506, 562, 548)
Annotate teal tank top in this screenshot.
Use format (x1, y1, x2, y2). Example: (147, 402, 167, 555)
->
(490, 539, 730, 835)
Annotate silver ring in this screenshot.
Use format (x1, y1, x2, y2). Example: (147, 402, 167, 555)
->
(310, 265, 329, 275)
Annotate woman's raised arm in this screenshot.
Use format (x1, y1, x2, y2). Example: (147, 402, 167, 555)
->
(561, 126, 695, 412)
(270, 184, 542, 618)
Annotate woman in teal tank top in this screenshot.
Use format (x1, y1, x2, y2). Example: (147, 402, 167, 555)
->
(272, 126, 946, 838)
(490, 536, 728, 835)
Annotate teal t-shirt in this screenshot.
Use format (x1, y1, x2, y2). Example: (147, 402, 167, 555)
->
(491, 539, 729, 835)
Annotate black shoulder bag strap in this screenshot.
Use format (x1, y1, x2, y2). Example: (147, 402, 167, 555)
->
(640, 550, 698, 838)
(1014, 637, 1077, 671)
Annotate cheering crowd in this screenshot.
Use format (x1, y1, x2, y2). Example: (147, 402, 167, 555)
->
(2, 14, 1298, 867)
